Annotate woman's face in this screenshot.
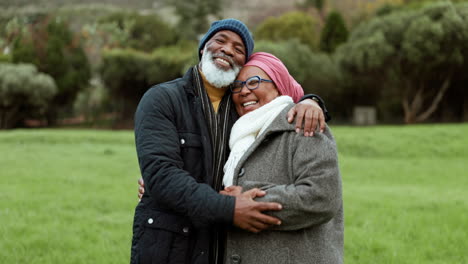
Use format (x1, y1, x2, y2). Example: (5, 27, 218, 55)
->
(232, 66, 280, 116)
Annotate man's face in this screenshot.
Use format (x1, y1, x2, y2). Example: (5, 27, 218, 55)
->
(199, 30, 246, 88)
(201, 30, 247, 69)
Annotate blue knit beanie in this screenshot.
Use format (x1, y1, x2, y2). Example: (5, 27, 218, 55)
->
(198, 18, 254, 63)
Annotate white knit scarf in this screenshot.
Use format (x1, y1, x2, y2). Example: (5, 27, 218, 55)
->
(223, 96, 293, 187)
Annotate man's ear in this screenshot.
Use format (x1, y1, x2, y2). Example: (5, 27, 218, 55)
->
(200, 48, 204, 56)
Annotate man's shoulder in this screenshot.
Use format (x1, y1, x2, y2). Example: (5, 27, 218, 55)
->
(137, 67, 196, 113)
(147, 74, 193, 98)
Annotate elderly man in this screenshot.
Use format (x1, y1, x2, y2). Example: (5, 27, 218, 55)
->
(131, 19, 329, 264)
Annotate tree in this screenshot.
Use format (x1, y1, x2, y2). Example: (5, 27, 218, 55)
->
(11, 15, 91, 125)
(256, 12, 321, 51)
(320, 10, 349, 53)
(100, 42, 196, 124)
(97, 12, 177, 52)
(165, 0, 222, 40)
(336, 2, 468, 123)
(299, 0, 327, 24)
(255, 39, 344, 119)
(0, 63, 57, 129)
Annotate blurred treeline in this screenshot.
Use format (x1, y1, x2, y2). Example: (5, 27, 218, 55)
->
(0, 0, 467, 129)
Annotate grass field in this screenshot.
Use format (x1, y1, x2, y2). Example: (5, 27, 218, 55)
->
(1, 124, 467, 264)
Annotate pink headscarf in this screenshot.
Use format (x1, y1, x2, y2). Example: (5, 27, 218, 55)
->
(244, 52, 304, 103)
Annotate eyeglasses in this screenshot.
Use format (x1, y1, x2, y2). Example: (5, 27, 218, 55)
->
(230, 76, 273, 93)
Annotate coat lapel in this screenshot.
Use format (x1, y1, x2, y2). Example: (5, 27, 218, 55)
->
(232, 105, 294, 185)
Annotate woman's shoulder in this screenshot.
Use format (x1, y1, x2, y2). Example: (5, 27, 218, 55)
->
(265, 103, 296, 132)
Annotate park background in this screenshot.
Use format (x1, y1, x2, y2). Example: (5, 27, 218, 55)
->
(0, 0, 467, 263)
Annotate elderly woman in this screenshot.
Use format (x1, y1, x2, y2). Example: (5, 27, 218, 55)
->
(222, 52, 343, 264)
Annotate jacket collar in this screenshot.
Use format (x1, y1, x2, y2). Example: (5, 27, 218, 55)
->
(181, 65, 199, 97)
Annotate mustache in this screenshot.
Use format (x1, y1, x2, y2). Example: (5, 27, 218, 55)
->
(211, 52, 238, 67)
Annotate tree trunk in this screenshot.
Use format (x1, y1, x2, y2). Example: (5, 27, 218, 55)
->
(0, 107, 21, 129)
(402, 82, 422, 124)
(415, 76, 451, 123)
(462, 94, 468, 122)
(402, 76, 451, 124)
(0, 110, 5, 129)
(46, 110, 58, 127)
(403, 95, 414, 124)
(318, 8, 326, 26)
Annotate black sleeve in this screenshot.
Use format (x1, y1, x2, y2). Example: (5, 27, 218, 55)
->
(299, 94, 331, 122)
(134, 86, 235, 228)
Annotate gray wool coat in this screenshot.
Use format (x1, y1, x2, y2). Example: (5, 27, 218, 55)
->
(224, 104, 343, 264)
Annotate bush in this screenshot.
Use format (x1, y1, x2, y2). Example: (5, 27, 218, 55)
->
(11, 15, 91, 124)
(0, 63, 57, 129)
(255, 11, 320, 51)
(100, 42, 196, 121)
(73, 77, 112, 126)
(100, 48, 153, 120)
(148, 42, 198, 85)
(0, 53, 11, 63)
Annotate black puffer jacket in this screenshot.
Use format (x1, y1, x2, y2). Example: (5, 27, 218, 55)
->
(130, 67, 237, 264)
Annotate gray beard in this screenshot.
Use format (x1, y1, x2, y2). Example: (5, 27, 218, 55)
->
(200, 48, 241, 89)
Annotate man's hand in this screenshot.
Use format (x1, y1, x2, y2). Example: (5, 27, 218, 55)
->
(233, 188, 282, 233)
(138, 177, 144, 200)
(287, 99, 325, 137)
(220, 185, 243, 196)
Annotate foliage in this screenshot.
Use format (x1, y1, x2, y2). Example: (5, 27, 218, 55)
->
(255, 11, 321, 51)
(127, 14, 176, 51)
(375, 3, 400, 16)
(10, 15, 91, 124)
(255, 39, 341, 95)
(81, 19, 132, 69)
(0, 53, 10, 62)
(359, 0, 405, 17)
(320, 10, 349, 53)
(343, 0, 404, 29)
(308, 0, 325, 10)
(4, 16, 39, 53)
(98, 11, 177, 52)
(297, 0, 327, 23)
(374, 0, 468, 16)
(100, 48, 153, 121)
(73, 77, 112, 126)
(147, 43, 198, 84)
(54, 5, 142, 70)
(165, 0, 222, 40)
(1, 125, 468, 262)
(336, 1, 468, 123)
(100, 42, 196, 121)
(0, 63, 56, 128)
(255, 40, 344, 118)
(254, 40, 313, 85)
(403, 0, 468, 10)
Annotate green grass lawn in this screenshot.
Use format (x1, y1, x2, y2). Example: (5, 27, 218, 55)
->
(1, 125, 467, 264)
